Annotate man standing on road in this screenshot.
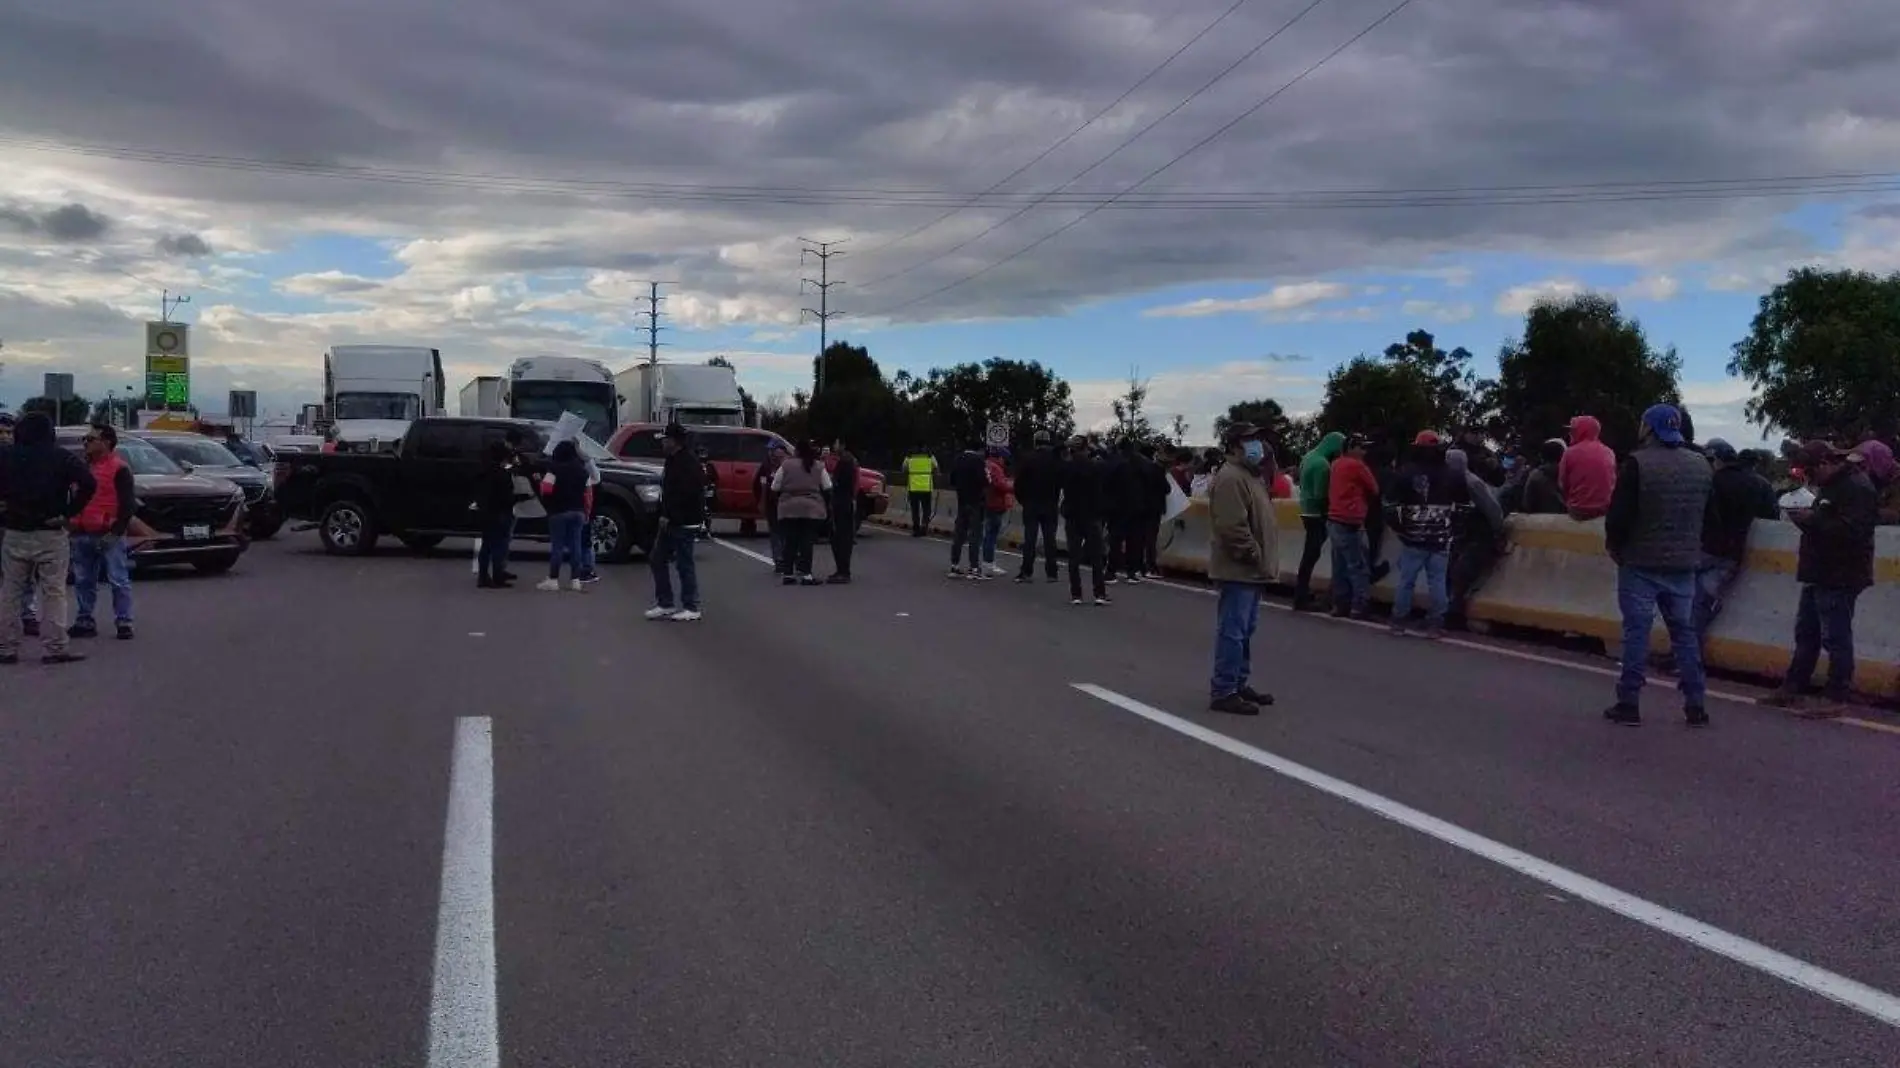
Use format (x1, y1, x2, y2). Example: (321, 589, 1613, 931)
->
(757, 439, 788, 576)
(1207, 422, 1279, 715)
(645, 423, 705, 622)
(1136, 442, 1169, 578)
(0, 413, 38, 639)
(1102, 439, 1143, 583)
(1765, 441, 1878, 717)
(1602, 404, 1716, 727)
(1013, 430, 1062, 584)
(67, 425, 138, 641)
(1695, 438, 1779, 650)
(1385, 431, 1466, 638)
(1294, 431, 1345, 610)
(827, 438, 859, 584)
(0, 412, 96, 665)
(903, 448, 940, 536)
(1326, 435, 1381, 619)
(946, 438, 989, 579)
(1061, 436, 1109, 605)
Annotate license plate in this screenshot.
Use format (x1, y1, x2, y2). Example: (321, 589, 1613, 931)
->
(182, 524, 211, 541)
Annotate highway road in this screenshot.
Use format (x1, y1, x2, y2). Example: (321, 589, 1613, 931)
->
(4, 529, 1899, 1067)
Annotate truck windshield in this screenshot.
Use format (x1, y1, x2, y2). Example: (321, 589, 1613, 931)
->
(334, 393, 422, 420)
(673, 406, 744, 428)
(510, 381, 616, 440)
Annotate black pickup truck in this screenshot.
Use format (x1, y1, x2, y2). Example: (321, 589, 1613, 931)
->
(274, 417, 663, 561)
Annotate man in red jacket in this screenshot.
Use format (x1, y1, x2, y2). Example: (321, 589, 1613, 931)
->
(1326, 434, 1382, 618)
(979, 447, 1015, 577)
(68, 425, 139, 640)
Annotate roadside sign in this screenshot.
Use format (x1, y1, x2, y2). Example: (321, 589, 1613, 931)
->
(229, 390, 257, 419)
(985, 421, 1009, 447)
(146, 322, 189, 358)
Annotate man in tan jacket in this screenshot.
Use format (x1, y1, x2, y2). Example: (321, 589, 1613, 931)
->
(1207, 422, 1281, 715)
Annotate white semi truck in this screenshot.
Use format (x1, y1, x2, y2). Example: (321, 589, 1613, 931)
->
(458, 376, 505, 418)
(615, 362, 745, 428)
(322, 345, 445, 453)
(502, 355, 620, 440)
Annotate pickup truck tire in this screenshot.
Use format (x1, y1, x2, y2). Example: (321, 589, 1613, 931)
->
(192, 553, 240, 575)
(399, 534, 445, 553)
(318, 498, 379, 556)
(249, 517, 283, 541)
(592, 502, 636, 563)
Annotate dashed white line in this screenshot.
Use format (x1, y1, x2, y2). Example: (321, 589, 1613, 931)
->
(1073, 683, 1900, 1030)
(428, 716, 498, 1068)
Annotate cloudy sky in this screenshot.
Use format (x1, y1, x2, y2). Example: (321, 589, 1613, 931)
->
(3, 0, 1898, 443)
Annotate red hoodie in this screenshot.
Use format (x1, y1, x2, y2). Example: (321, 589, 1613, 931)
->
(1327, 454, 1381, 525)
(984, 457, 1015, 512)
(1558, 415, 1617, 519)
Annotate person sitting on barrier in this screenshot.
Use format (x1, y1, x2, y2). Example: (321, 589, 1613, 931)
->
(1206, 421, 1278, 716)
(1518, 439, 1569, 515)
(1602, 404, 1715, 728)
(1849, 439, 1899, 526)
(1766, 441, 1879, 717)
(1445, 447, 1506, 631)
(1559, 415, 1617, 522)
(1326, 435, 1381, 620)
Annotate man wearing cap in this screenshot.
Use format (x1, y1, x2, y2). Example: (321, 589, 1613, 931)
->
(1012, 430, 1063, 583)
(1766, 441, 1878, 715)
(1206, 422, 1278, 714)
(1384, 430, 1467, 638)
(645, 423, 705, 622)
(1695, 438, 1779, 649)
(1602, 404, 1716, 726)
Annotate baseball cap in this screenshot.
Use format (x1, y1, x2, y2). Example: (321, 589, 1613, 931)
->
(766, 438, 787, 452)
(1794, 439, 1849, 468)
(1220, 421, 1266, 445)
(662, 422, 691, 440)
(1413, 430, 1441, 447)
(1641, 404, 1685, 446)
(1032, 429, 1051, 446)
(1705, 437, 1738, 462)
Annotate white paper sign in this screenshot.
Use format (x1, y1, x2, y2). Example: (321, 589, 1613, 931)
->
(543, 411, 587, 454)
(1162, 477, 1191, 523)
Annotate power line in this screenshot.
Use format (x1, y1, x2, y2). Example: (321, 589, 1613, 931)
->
(867, 0, 1422, 320)
(859, 0, 1335, 292)
(857, 0, 1253, 260)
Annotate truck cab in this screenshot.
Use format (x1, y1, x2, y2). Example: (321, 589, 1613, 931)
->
(323, 345, 446, 453)
(503, 356, 620, 441)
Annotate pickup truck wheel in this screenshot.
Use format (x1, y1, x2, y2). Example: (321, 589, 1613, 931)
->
(592, 503, 635, 563)
(399, 534, 445, 553)
(318, 498, 378, 555)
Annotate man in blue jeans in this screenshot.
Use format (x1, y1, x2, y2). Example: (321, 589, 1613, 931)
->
(1205, 422, 1279, 715)
(645, 423, 706, 621)
(1383, 431, 1467, 638)
(68, 424, 139, 640)
(1765, 440, 1879, 716)
(1602, 404, 1716, 727)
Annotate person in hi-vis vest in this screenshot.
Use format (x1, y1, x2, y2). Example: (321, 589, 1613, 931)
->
(903, 451, 941, 536)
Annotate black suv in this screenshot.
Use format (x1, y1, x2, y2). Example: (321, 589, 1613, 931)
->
(136, 431, 284, 539)
(55, 428, 252, 574)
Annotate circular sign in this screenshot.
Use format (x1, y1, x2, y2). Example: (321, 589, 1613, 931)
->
(985, 422, 1009, 447)
(153, 328, 183, 353)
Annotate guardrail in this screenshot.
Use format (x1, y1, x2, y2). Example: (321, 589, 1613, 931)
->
(871, 488, 1900, 699)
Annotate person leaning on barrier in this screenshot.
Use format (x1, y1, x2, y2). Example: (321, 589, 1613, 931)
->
(1206, 421, 1279, 716)
(1693, 438, 1779, 650)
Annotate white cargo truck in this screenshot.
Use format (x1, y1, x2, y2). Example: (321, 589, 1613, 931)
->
(322, 345, 445, 453)
(615, 363, 745, 428)
(502, 355, 620, 440)
(459, 376, 505, 418)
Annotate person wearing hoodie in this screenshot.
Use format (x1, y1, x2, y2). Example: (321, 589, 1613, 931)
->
(1206, 422, 1280, 715)
(1445, 447, 1506, 628)
(1294, 431, 1346, 610)
(1558, 415, 1617, 521)
(1102, 439, 1144, 583)
(646, 423, 708, 618)
(0, 411, 96, 665)
(1013, 431, 1063, 583)
(946, 438, 990, 579)
(1384, 432, 1467, 637)
(978, 446, 1014, 577)
(1060, 436, 1110, 605)
(1849, 438, 1900, 525)
(1326, 435, 1382, 618)
(1135, 442, 1170, 578)
(537, 440, 592, 592)
(1519, 439, 1568, 515)
(1695, 438, 1780, 646)
(1602, 404, 1716, 727)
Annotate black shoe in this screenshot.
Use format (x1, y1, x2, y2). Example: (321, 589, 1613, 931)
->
(69, 621, 98, 639)
(781, 575, 798, 586)
(1045, 574, 1060, 583)
(1209, 693, 1261, 716)
(500, 570, 519, 582)
(22, 619, 40, 638)
(1684, 706, 1710, 728)
(1239, 685, 1275, 707)
(1603, 702, 1642, 726)
(1370, 561, 1392, 583)
(477, 577, 497, 588)
(42, 651, 86, 665)
(116, 623, 134, 641)
(0, 653, 17, 665)
(825, 574, 851, 584)
(1014, 574, 1032, 584)
(1094, 595, 1111, 606)
(1291, 598, 1317, 613)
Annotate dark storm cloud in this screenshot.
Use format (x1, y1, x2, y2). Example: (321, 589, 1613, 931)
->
(156, 232, 214, 258)
(2, 0, 1898, 321)
(0, 200, 112, 241)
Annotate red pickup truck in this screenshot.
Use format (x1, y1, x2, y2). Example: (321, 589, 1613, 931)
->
(606, 424, 889, 528)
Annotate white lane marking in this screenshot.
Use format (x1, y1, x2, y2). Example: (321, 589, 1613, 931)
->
(428, 717, 499, 1068)
(710, 538, 777, 567)
(1074, 683, 1900, 1029)
(903, 533, 1776, 708)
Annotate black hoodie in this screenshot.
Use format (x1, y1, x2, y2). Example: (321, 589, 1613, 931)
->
(0, 414, 95, 532)
(1013, 445, 1063, 512)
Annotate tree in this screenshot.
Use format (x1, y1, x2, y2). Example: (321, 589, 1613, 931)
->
(1728, 267, 1900, 439)
(21, 394, 92, 426)
(814, 341, 881, 391)
(1382, 329, 1493, 434)
(1489, 292, 1681, 455)
(1316, 359, 1437, 447)
(1214, 398, 1297, 454)
(707, 355, 759, 427)
(1109, 372, 1159, 445)
(906, 357, 1075, 452)
(1169, 414, 1190, 445)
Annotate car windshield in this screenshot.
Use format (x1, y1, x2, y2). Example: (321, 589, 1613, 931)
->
(114, 438, 184, 476)
(334, 393, 422, 420)
(149, 437, 243, 468)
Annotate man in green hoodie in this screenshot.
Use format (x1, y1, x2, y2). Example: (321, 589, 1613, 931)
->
(1294, 431, 1346, 610)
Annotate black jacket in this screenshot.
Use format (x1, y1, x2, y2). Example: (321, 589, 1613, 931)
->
(1014, 447, 1062, 513)
(541, 457, 590, 515)
(474, 465, 519, 522)
(1134, 455, 1171, 518)
(948, 450, 988, 502)
(1385, 457, 1469, 552)
(1101, 452, 1143, 517)
(1702, 465, 1779, 563)
(831, 452, 859, 512)
(661, 449, 708, 526)
(1795, 467, 1878, 590)
(0, 424, 95, 532)
(1519, 464, 1566, 515)
(1059, 455, 1105, 519)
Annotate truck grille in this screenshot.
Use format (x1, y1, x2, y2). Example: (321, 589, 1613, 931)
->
(142, 497, 237, 531)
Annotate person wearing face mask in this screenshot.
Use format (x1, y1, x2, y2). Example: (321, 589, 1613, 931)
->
(1206, 422, 1280, 715)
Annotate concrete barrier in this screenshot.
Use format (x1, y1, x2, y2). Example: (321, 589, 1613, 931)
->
(870, 488, 1900, 698)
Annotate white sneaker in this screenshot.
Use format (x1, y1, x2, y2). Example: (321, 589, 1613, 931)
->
(567, 579, 585, 592)
(671, 608, 702, 622)
(536, 579, 561, 592)
(987, 564, 1007, 576)
(644, 605, 676, 620)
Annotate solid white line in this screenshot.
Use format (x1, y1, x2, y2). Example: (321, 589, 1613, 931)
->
(428, 717, 499, 1068)
(1072, 683, 1900, 1029)
(710, 537, 778, 567)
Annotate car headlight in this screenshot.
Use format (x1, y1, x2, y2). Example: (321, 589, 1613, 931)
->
(636, 484, 661, 503)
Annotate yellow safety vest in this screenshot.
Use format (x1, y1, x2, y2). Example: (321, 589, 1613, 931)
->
(904, 455, 935, 493)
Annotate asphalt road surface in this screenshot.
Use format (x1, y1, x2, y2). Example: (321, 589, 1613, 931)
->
(5, 529, 1899, 1067)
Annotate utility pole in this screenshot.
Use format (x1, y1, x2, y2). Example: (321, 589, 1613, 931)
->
(631, 281, 678, 422)
(161, 289, 191, 322)
(800, 238, 846, 394)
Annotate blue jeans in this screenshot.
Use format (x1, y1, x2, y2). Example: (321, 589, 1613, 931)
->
(1785, 585, 1860, 698)
(767, 514, 787, 573)
(70, 534, 133, 625)
(547, 511, 586, 580)
(1326, 521, 1370, 613)
(1390, 544, 1449, 629)
(981, 511, 1005, 564)
(649, 523, 700, 610)
(1693, 556, 1739, 640)
(1616, 566, 1705, 707)
(1211, 581, 1262, 699)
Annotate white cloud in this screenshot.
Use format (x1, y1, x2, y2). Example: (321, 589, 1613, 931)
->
(1399, 299, 1476, 323)
(1068, 360, 1326, 444)
(1493, 278, 1585, 316)
(1143, 282, 1353, 319)
(1620, 274, 1681, 301)
(276, 270, 383, 299)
